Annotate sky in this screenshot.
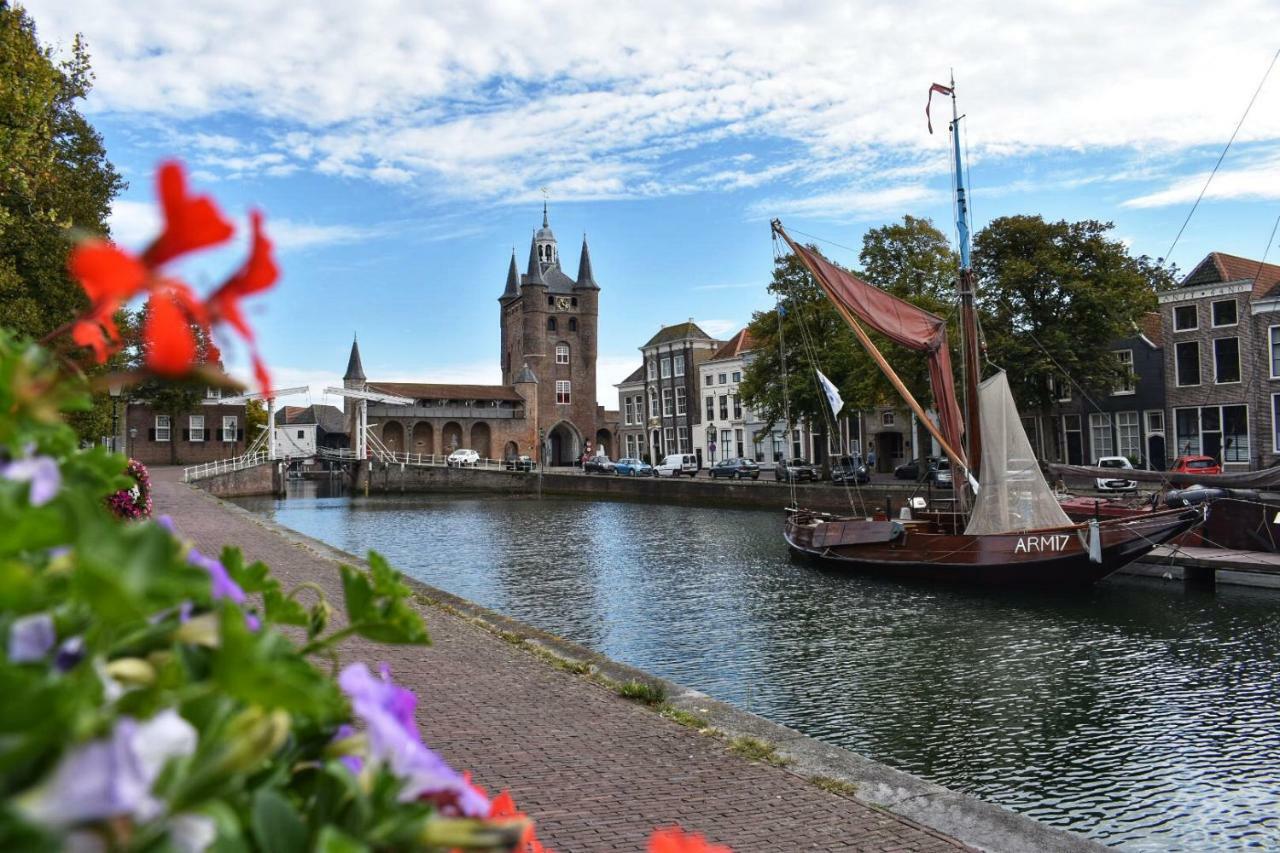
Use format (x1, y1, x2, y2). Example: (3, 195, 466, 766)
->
(22, 0, 1280, 411)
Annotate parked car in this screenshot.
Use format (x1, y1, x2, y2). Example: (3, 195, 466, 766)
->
(446, 448, 480, 467)
(1170, 455, 1222, 476)
(583, 456, 615, 474)
(927, 458, 953, 488)
(894, 456, 938, 480)
(1094, 456, 1138, 491)
(709, 458, 760, 480)
(656, 453, 699, 477)
(830, 454, 870, 485)
(504, 455, 535, 472)
(774, 459, 817, 482)
(613, 457, 655, 477)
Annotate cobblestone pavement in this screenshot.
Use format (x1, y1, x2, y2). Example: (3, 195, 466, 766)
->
(152, 469, 971, 853)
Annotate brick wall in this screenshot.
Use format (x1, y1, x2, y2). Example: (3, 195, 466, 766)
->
(125, 402, 248, 466)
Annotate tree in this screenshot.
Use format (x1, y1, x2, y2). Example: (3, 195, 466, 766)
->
(972, 216, 1170, 412)
(1, 4, 125, 444)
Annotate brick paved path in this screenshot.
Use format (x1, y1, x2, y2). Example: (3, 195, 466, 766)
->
(153, 470, 970, 852)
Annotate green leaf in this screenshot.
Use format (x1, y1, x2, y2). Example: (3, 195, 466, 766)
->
(212, 607, 343, 720)
(263, 588, 309, 627)
(315, 825, 369, 853)
(250, 789, 307, 853)
(339, 565, 374, 624)
(221, 548, 273, 594)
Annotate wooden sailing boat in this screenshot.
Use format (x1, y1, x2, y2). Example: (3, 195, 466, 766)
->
(775, 79, 1202, 587)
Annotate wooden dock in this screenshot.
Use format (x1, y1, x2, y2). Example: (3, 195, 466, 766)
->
(1126, 545, 1280, 589)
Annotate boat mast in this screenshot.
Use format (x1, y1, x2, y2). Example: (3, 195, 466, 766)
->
(949, 74, 983, 486)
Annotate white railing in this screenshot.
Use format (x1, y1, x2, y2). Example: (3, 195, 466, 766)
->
(182, 450, 271, 483)
(316, 443, 533, 472)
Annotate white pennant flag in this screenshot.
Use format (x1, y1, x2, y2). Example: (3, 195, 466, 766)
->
(816, 369, 844, 419)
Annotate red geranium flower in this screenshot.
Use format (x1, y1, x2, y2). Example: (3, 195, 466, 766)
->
(488, 791, 551, 853)
(63, 160, 278, 396)
(649, 826, 733, 853)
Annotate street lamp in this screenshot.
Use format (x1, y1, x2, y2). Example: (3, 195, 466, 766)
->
(706, 422, 716, 464)
(107, 378, 124, 453)
(128, 427, 137, 461)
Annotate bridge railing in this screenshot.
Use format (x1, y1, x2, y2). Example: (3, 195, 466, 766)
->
(182, 450, 271, 483)
(316, 445, 538, 472)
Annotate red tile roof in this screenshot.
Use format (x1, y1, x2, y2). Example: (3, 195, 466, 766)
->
(367, 382, 525, 402)
(709, 328, 754, 361)
(1181, 251, 1280, 298)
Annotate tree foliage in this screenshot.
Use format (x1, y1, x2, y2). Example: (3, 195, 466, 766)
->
(0, 4, 125, 444)
(973, 215, 1172, 412)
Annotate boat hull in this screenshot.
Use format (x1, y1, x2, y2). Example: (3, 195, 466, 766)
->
(784, 507, 1203, 587)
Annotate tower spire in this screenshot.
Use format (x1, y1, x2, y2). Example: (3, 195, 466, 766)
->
(542, 199, 549, 228)
(344, 334, 365, 382)
(524, 231, 546, 286)
(574, 233, 599, 290)
(500, 248, 520, 301)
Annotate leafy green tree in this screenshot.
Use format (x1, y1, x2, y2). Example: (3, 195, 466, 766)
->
(972, 215, 1171, 412)
(1, 4, 125, 444)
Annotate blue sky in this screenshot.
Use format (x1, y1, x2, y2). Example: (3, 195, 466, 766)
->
(24, 1, 1280, 408)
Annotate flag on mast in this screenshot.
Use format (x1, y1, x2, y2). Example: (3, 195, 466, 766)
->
(926, 82, 953, 134)
(816, 369, 845, 419)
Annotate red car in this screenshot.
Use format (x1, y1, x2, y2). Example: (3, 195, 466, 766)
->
(1169, 455, 1222, 476)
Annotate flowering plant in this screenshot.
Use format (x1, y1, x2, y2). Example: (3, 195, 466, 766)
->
(106, 458, 151, 519)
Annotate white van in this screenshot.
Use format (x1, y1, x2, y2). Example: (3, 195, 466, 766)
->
(657, 453, 699, 477)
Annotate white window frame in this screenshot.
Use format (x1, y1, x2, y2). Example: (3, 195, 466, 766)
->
(1175, 340, 1201, 387)
(660, 358, 671, 379)
(1211, 298, 1238, 328)
(555, 343, 569, 365)
(1172, 304, 1198, 332)
(881, 411, 895, 427)
(155, 415, 171, 442)
(204, 387, 221, 400)
(705, 374, 714, 387)
(675, 387, 687, 416)
(1145, 410, 1164, 435)
(678, 426, 689, 453)
(647, 359, 656, 381)
(673, 354, 685, 377)
(1112, 349, 1135, 395)
(189, 415, 205, 442)
(1116, 411, 1140, 460)
(1271, 326, 1280, 379)
(719, 395, 728, 420)
(732, 371, 741, 383)
(623, 397, 634, 425)
(1273, 394, 1280, 455)
(733, 395, 742, 420)
(221, 415, 237, 442)
(664, 427, 675, 450)
(555, 380, 571, 405)
(662, 388, 673, 417)
(1089, 412, 1113, 460)
(648, 388, 658, 418)
(705, 395, 715, 421)
(1212, 337, 1241, 385)
(718, 373, 727, 385)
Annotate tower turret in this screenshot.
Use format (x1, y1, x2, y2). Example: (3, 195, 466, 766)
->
(574, 234, 599, 290)
(500, 249, 519, 302)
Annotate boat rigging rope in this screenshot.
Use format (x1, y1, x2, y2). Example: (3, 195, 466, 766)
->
(1164, 47, 1280, 264)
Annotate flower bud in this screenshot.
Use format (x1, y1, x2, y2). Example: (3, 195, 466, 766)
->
(105, 657, 156, 686)
(217, 707, 291, 774)
(419, 817, 529, 850)
(173, 613, 219, 647)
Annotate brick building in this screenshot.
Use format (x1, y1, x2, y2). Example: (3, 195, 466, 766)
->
(1158, 251, 1280, 469)
(348, 206, 616, 465)
(627, 322, 724, 465)
(123, 389, 249, 467)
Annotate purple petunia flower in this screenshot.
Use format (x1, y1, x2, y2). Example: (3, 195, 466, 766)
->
(2, 450, 60, 506)
(185, 547, 246, 604)
(54, 636, 85, 672)
(331, 724, 364, 774)
(19, 709, 197, 828)
(9, 613, 56, 663)
(338, 663, 489, 817)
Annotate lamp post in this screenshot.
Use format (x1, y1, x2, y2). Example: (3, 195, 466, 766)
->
(107, 379, 124, 453)
(128, 427, 137, 461)
(537, 427, 545, 499)
(706, 423, 717, 465)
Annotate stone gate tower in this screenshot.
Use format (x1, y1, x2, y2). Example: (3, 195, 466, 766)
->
(498, 204, 602, 464)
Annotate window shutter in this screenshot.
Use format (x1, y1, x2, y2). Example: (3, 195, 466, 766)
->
(148, 428, 156, 441)
(238, 428, 245, 441)
(183, 429, 190, 441)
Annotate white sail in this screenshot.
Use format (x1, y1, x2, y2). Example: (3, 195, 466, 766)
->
(964, 371, 1072, 535)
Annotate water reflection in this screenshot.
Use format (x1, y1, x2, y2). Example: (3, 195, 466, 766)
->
(237, 482, 1280, 851)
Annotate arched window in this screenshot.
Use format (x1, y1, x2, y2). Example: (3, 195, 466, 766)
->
(571, 297, 578, 307)
(568, 317, 578, 332)
(555, 343, 570, 364)
(547, 296, 554, 306)
(547, 317, 557, 331)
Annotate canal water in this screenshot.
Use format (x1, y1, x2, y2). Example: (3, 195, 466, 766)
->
(236, 483, 1280, 851)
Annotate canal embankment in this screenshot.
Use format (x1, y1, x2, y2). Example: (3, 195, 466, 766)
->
(153, 467, 1106, 853)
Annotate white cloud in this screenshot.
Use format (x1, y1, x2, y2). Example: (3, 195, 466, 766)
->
(698, 318, 742, 339)
(27, 0, 1280, 205)
(1121, 155, 1280, 208)
(107, 199, 160, 249)
(268, 219, 388, 251)
(752, 184, 941, 221)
